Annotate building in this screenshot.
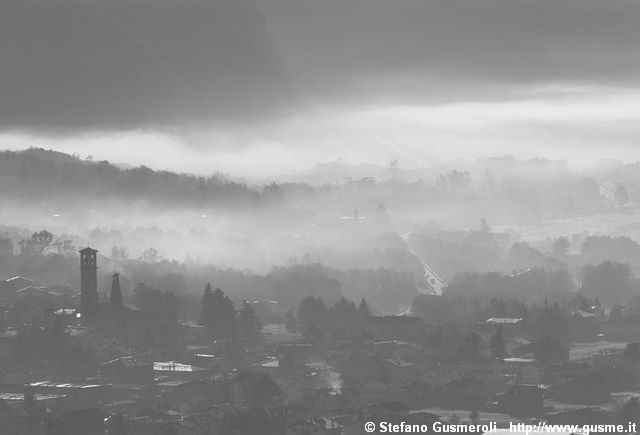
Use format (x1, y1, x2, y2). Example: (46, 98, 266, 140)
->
(28, 381, 113, 407)
(501, 358, 541, 384)
(78, 248, 179, 346)
(79, 247, 98, 312)
(99, 356, 154, 384)
(476, 317, 524, 340)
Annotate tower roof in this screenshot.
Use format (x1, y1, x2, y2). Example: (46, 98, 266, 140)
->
(79, 247, 98, 254)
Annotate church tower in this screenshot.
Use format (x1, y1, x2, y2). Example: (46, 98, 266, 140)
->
(79, 247, 98, 311)
(110, 272, 123, 307)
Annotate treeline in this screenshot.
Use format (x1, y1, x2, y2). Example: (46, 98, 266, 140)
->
(293, 295, 371, 339)
(410, 229, 640, 281)
(442, 261, 640, 307)
(0, 230, 418, 318)
(1, 148, 628, 220)
(445, 268, 573, 304)
(198, 284, 263, 349)
(407, 233, 565, 281)
(0, 148, 262, 207)
(131, 263, 416, 320)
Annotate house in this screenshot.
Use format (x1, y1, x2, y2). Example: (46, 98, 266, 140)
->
(476, 318, 523, 340)
(501, 358, 540, 384)
(154, 361, 209, 380)
(182, 323, 208, 344)
(279, 343, 314, 366)
(5, 276, 36, 290)
(592, 347, 625, 368)
(65, 325, 121, 362)
(0, 277, 30, 305)
(110, 383, 157, 404)
(15, 286, 50, 299)
(28, 381, 113, 407)
(4, 368, 53, 384)
(254, 357, 280, 375)
(99, 356, 154, 384)
(505, 337, 533, 356)
(54, 308, 80, 325)
(0, 391, 68, 412)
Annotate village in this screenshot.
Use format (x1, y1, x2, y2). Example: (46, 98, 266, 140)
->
(1, 243, 640, 435)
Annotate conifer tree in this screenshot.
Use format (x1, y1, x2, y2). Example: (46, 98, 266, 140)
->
(490, 326, 505, 359)
(200, 283, 237, 340)
(239, 300, 263, 347)
(358, 298, 371, 319)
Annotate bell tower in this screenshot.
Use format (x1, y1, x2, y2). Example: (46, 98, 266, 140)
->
(79, 247, 98, 311)
(110, 272, 123, 308)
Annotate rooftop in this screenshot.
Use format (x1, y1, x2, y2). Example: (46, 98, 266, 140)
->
(30, 381, 109, 389)
(6, 276, 34, 284)
(304, 361, 333, 371)
(503, 357, 536, 364)
(153, 361, 206, 372)
(255, 358, 280, 368)
(0, 393, 67, 402)
(485, 317, 523, 325)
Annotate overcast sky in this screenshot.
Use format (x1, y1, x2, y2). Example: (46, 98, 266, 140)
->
(1, 0, 639, 177)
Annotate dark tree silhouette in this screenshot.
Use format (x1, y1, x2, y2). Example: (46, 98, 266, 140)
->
(460, 332, 481, 359)
(19, 230, 53, 255)
(358, 298, 371, 319)
(552, 237, 570, 258)
(284, 310, 298, 332)
(239, 300, 263, 347)
(490, 326, 505, 359)
(534, 334, 567, 365)
(235, 372, 283, 408)
(327, 297, 359, 336)
(200, 283, 237, 340)
(297, 296, 327, 332)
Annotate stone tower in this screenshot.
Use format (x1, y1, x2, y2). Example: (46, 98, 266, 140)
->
(110, 272, 123, 307)
(79, 247, 98, 311)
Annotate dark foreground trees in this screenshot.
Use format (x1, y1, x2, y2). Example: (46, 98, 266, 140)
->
(200, 283, 237, 340)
